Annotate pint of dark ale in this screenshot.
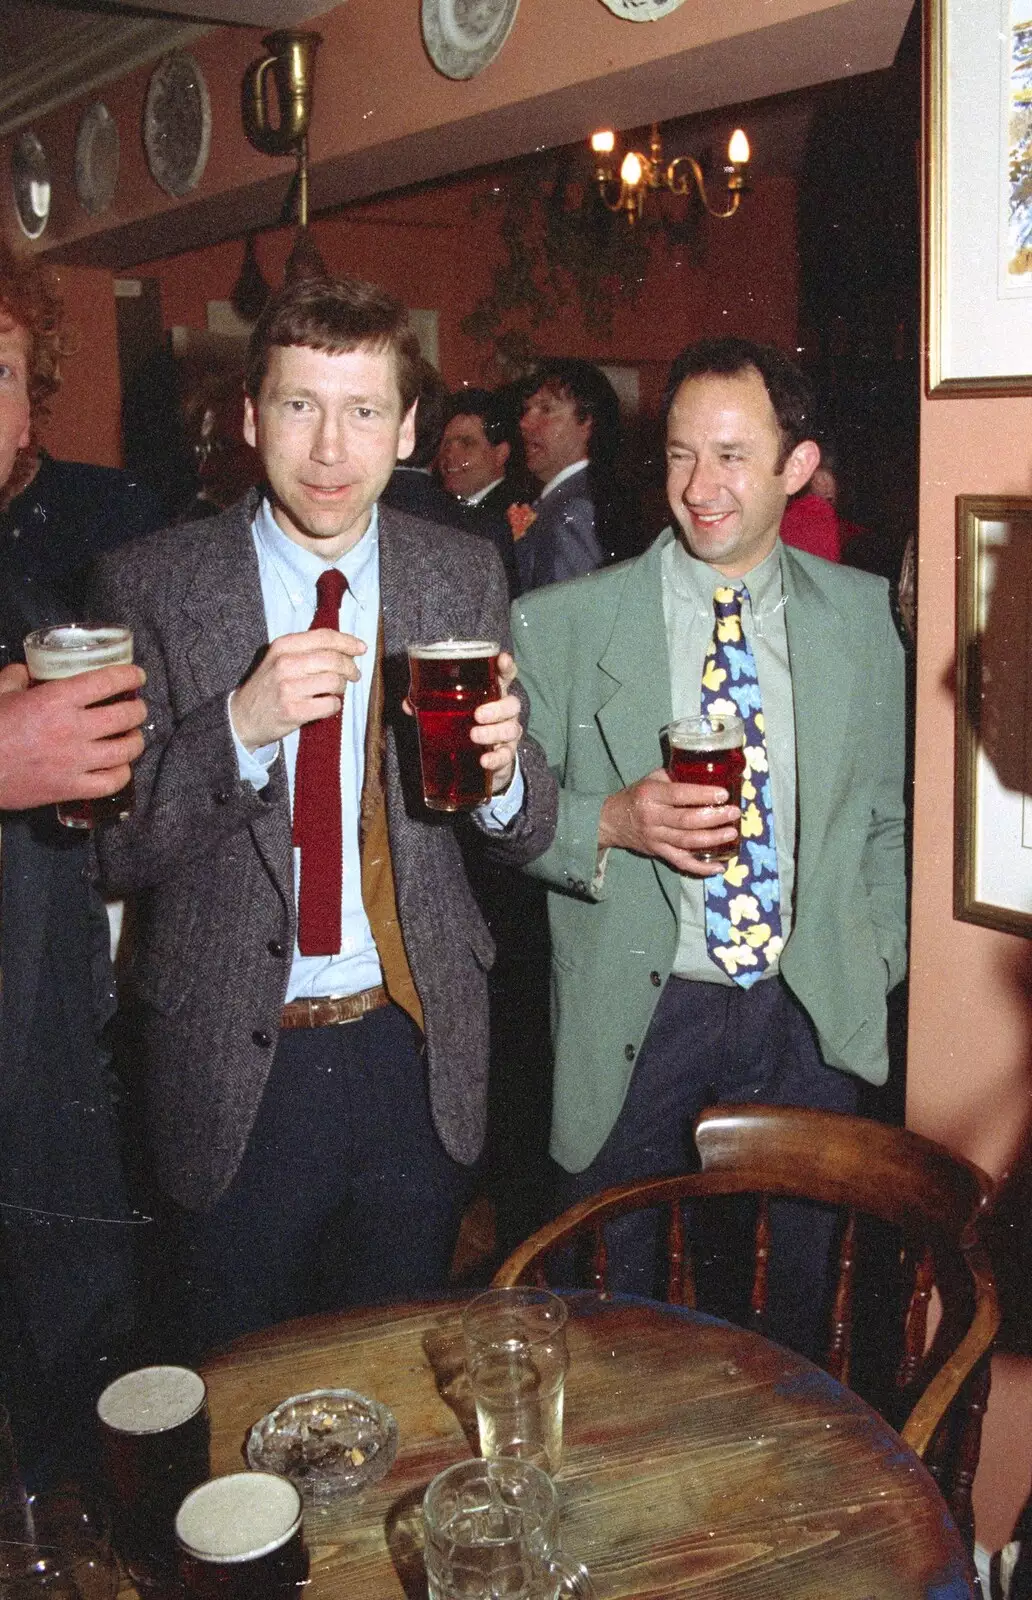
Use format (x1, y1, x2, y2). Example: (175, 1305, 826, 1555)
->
(176, 1473, 309, 1598)
(97, 1365, 210, 1581)
(662, 713, 746, 862)
(408, 640, 500, 811)
(23, 624, 136, 829)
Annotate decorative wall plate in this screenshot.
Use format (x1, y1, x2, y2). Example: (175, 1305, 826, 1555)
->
(143, 51, 211, 199)
(597, 0, 687, 16)
(75, 102, 119, 216)
(421, 0, 519, 80)
(12, 131, 50, 240)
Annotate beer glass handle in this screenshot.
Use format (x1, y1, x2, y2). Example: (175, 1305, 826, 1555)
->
(550, 1555, 596, 1598)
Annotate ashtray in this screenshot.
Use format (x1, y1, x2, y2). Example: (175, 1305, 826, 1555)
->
(246, 1388, 398, 1499)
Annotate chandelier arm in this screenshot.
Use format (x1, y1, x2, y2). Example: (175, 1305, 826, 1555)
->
(666, 156, 743, 219)
(595, 176, 628, 214)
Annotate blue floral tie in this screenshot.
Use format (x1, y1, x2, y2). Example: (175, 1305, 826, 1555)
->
(701, 584, 783, 987)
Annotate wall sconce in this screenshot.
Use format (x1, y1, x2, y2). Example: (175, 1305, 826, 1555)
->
(590, 122, 750, 225)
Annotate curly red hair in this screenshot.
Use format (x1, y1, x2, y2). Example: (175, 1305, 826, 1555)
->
(0, 243, 69, 500)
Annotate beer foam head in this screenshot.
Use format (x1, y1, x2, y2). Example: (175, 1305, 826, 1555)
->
(407, 639, 499, 660)
(24, 624, 133, 679)
(665, 714, 744, 752)
(176, 1473, 302, 1561)
(97, 1365, 206, 1434)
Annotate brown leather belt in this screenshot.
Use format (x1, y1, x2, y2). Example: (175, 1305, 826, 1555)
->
(280, 986, 389, 1029)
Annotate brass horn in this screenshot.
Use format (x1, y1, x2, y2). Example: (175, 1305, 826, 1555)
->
(242, 31, 321, 157)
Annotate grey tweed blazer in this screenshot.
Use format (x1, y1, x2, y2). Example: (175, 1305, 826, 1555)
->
(93, 494, 557, 1212)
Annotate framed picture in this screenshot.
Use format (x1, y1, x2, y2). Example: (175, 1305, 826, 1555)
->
(955, 496, 1032, 935)
(926, 0, 1032, 394)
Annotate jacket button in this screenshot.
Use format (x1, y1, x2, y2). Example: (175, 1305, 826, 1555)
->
(258, 786, 274, 804)
(252, 1029, 273, 1048)
(267, 939, 285, 959)
(649, 970, 662, 987)
(213, 788, 231, 805)
(624, 1044, 635, 1062)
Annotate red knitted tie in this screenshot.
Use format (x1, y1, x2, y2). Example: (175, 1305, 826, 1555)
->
(293, 567, 348, 956)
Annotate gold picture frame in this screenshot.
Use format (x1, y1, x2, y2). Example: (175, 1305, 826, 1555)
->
(926, 0, 1032, 395)
(955, 495, 1032, 935)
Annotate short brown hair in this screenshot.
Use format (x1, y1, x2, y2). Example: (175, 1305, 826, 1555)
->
(0, 243, 69, 497)
(244, 274, 422, 413)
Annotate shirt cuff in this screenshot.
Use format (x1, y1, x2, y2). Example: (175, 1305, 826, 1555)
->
(228, 692, 279, 790)
(476, 761, 525, 830)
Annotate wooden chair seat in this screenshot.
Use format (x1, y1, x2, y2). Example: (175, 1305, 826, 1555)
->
(492, 1103, 999, 1548)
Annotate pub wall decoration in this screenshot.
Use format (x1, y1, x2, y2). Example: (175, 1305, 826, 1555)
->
(927, 0, 1032, 392)
(12, 131, 51, 240)
(597, 0, 687, 16)
(143, 52, 212, 199)
(955, 495, 1032, 937)
(75, 102, 119, 217)
(422, 0, 519, 79)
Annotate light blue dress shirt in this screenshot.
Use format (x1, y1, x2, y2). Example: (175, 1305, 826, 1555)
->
(232, 498, 523, 1002)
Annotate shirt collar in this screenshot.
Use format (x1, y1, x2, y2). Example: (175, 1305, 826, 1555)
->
(253, 495, 380, 613)
(537, 459, 588, 501)
(465, 477, 504, 506)
(665, 531, 784, 616)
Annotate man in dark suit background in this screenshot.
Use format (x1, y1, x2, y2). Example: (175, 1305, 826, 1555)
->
(438, 388, 521, 598)
(0, 244, 149, 1485)
(94, 274, 556, 1358)
(516, 358, 641, 591)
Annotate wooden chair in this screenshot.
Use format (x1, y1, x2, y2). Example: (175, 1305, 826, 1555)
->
(493, 1103, 999, 1548)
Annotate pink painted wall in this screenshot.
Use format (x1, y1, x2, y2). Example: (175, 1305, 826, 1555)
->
(39, 266, 122, 467)
(909, 391, 1032, 1549)
(142, 171, 798, 391)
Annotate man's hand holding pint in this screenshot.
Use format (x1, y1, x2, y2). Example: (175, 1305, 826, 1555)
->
(0, 660, 146, 812)
(599, 767, 740, 876)
(229, 629, 366, 752)
(470, 650, 523, 794)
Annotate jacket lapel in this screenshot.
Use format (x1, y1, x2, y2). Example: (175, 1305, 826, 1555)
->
(781, 546, 854, 900)
(596, 534, 680, 913)
(181, 498, 268, 700)
(180, 496, 293, 902)
(596, 534, 674, 787)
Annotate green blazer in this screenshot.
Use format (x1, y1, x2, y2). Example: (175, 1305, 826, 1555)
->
(513, 531, 907, 1174)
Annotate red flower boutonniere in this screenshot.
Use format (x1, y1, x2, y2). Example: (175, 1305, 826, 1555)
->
(506, 503, 537, 541)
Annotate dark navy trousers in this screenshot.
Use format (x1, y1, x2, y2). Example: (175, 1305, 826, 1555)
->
(161, 1004, 473, 1360)
(555, 975, 861, 1360)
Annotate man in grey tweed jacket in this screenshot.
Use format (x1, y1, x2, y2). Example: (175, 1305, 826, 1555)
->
(94, 276, 556, 1355)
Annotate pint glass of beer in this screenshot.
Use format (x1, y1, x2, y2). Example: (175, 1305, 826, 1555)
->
(662, 713, 746, 862)
(176, 1473, 309, 1598)
(96, 1365, 210, 1581)
(23, 623, 136, 829)
(407, 639, 500, 811)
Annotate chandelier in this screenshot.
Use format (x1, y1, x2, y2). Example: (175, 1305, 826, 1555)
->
(589, 122, 750, 225)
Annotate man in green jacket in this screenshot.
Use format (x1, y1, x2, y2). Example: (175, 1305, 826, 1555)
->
(513, 337, 906, 1354)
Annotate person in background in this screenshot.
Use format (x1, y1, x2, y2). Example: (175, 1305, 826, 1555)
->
(512, 336, 905, 1360)
(438, 389, 520, 598)
(439, 389, 513, 516)
(515, 358, 639, 591)
(0, 242, 149, 1486)
(380, 357, 468, 529)
(92, 274, 556, 1359)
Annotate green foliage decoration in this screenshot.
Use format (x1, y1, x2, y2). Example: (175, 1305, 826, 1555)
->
(460, 148, 703, 376)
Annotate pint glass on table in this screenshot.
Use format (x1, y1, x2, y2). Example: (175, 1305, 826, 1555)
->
(407, 639, 500, 811)
(23, 623, 136, 829)
(662, 713, 746, 863)
(96, 1364, 210, 1582)
(175, 1473, 309, 1598)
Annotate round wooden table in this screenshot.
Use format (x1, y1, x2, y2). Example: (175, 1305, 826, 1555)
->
(164, 1294, 974, 1598)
